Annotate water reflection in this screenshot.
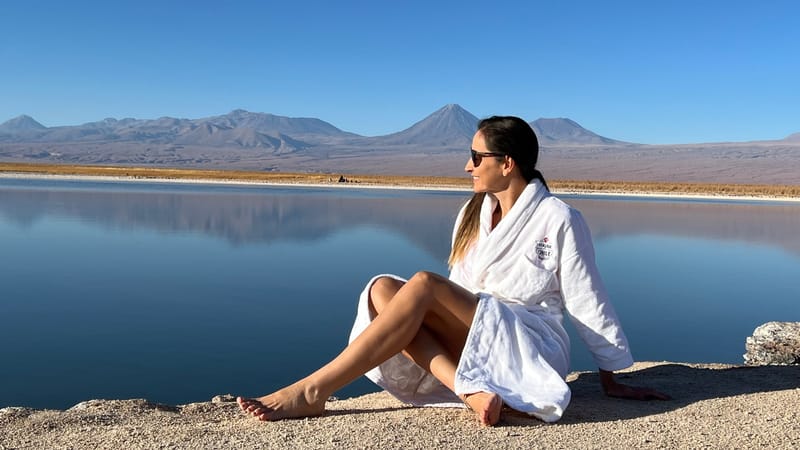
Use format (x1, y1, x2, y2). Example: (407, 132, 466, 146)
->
(568, 197, 800, 256)
(1, 179, 799, 259)
(0, 179, 467, 260)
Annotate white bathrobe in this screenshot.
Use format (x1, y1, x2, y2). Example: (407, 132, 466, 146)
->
(348, 179, 633, 422)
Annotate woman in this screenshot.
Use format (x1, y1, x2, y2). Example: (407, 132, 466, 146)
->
(238, 116, 667, 426)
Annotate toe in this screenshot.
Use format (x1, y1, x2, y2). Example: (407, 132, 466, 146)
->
(238, 398, 256, 412)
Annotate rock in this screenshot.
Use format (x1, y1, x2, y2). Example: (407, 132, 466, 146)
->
(0, 407, 35, 418)
(211, 394, 236, 403)
(67, 399, 179, 413)
(744, 322, 800, 365)
(69, 400, 106, 410)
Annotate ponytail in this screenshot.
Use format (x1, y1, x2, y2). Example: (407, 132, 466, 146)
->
(529, 169, 549, 191)
(448, 192, 485, 268)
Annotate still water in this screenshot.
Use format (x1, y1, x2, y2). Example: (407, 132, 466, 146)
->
(1, 177, 798, 409)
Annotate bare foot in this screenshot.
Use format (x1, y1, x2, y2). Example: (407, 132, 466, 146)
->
(237, 383, 326, 421)
(461, 391, 503, 426)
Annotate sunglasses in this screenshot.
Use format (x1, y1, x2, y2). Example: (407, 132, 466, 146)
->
(470, 149, 505, 167)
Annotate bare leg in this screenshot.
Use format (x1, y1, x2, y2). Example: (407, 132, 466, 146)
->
(238, 271, 501, 424)
(370, 277, 503, 426)
(367, 276, 464, 391)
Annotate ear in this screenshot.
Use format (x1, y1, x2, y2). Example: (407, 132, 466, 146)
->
(502, 156, 516, 176)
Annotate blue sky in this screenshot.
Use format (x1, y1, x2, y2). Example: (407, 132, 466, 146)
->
(1, 0, 797, 144)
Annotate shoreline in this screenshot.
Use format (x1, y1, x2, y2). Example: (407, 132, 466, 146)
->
(2, 361, 798, 449)
(3, 171, 800, 204)
(0, 171, 468, 192)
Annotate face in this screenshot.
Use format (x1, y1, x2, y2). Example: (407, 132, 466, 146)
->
(466, 131, 509, 193)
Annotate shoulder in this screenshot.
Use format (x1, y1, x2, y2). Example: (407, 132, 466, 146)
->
(537, 195, 594, 252)
(537, 194, 585, 226)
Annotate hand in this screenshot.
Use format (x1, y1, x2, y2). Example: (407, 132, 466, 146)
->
(599, 369, 671, 400)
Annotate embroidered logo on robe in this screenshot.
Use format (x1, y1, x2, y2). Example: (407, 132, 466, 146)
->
(535, 237, 553, 260)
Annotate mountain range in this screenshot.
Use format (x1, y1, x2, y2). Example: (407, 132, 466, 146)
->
(0, 104, 623, 148)
(1, 104, 798, 184)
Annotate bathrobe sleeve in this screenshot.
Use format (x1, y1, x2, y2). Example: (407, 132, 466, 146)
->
(558, 210, 634, 372)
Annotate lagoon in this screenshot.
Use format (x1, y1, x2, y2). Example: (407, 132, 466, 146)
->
(1, 177, 798, 410)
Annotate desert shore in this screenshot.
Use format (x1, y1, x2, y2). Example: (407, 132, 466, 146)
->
(2, 171, 800, 203)
(2, 362, 798, 449)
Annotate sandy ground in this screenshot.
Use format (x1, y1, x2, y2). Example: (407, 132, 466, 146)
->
(2, 362, 798, 449)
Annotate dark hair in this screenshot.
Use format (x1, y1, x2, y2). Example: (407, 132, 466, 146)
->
(448, 116, 547, 267)
(477, 115, 547, 189)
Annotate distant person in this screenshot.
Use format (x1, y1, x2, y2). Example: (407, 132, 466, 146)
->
(238, 116, 668, 425)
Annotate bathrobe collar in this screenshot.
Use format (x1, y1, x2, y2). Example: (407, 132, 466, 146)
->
(471, 179, 549, 279)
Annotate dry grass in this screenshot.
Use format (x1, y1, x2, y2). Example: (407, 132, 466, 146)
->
(551, 179, 800, 198)
(1, 162, 799, 198)
(0, 162, 469, 188)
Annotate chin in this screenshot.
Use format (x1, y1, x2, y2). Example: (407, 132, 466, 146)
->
(471, 179, 483, 192)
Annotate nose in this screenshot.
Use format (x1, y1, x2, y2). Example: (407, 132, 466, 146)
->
(465, 156, 474, 173)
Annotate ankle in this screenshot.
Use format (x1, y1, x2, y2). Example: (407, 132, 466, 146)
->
(299, 380, 327, 405)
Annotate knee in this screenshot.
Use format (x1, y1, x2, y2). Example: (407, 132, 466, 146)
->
(405, 271, 450, 311)
(369, 276, 403, 312)
(371, 276, 403, 298)
(407, 271, 445, 289)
